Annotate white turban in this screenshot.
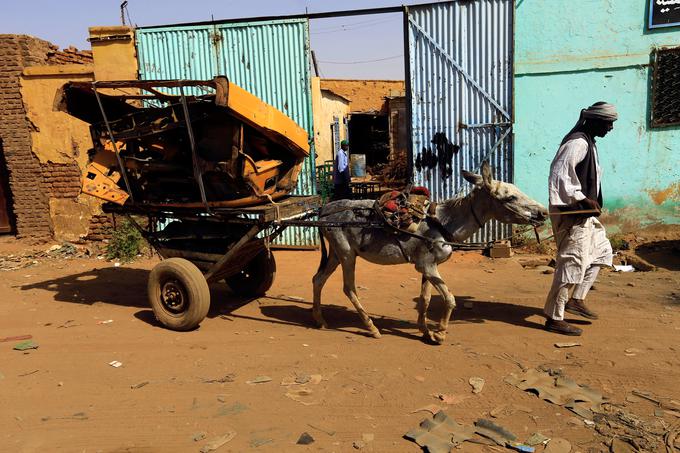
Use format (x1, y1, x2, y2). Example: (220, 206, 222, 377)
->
(581, 101, 618, 122)
(561, 101, 618, 144)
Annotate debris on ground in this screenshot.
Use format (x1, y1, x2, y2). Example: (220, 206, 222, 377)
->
(404, 410, 480, 451)
(432, 393, 469, 405)
(505, 368, 604, 419)
(630, 389, 680, 412)
(0, 242, 92, 271)
(593, 403, 669, 452)
(97, 319, 113, 325)
(200, 429, 236, 453)
(307, 423, 335, 436)
(525, 432, 550, 447)
(352, 440, 365, 449)
(130, 381, 149, 389)
(613, 265, 635, 272)
(474, 418, 517, 446)
(57, 320, 80, 329)
(246, 376, 272, 384)
(281, 373, 323, 386)
(285, 387, 317, 405)
(469, 376, 485, 394)
(296, 432, 314, 445)
(13, 340, 39, 351)
(108, 360, 123, 368)
(543, 437, 571, 453)
(412, 404, 442, 415)
(203, 373, 235, 384)
(554, 342, 581, 348)
(617, 251, 657, 272)
(192, 432, 207, 442)
(1, 334, 32, 343)
(506, 442, 536, 452)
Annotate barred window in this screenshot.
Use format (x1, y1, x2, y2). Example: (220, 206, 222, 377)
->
(651, 47, 680, 127)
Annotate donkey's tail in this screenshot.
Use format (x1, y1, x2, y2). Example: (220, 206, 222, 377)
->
(316, 228, 328, 274)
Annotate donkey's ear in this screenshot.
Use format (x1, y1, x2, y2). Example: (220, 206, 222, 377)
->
(481, 160, 493, 189)
(462, 170, 483, 186)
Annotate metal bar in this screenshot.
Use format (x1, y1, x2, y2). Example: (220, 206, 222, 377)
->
(136, 4, 418, 30)
(460, 122, 512, 129)
(205, 224, 260, 282)
(92, 82, 135, 203)
(403, 4, 414, 183)
(548, 209, 601, 216)
(92, 79, 217, 89)
(408, 17, 511, 121)
(178, 85, 210, 213)
(454, 126, 513, 197)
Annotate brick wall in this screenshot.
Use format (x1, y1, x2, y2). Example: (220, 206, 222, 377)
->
(46, 46, 93, 66)
(42, 161, 82, 199)
(0, 35, 54, 242)
(86, 214, 113, 241)
(320, 79, 406, 114)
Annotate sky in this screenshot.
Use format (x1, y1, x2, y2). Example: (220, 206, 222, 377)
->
(0, 0, 439, 79)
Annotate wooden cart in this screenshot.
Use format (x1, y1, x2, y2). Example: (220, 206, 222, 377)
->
(105, 195, 320, 331)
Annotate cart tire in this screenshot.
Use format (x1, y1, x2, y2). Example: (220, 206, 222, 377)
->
(148, 258, 210, 331)
(225, 250, 276, 297)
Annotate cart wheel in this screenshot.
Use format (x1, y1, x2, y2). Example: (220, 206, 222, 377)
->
(148, 258, 210, 331)
(225, 250, 276, 297)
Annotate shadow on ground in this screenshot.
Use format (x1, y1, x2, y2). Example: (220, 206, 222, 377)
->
(19, 266, 253, 320)
(635, 240, 680, 271)
(253, 302, 424, 341)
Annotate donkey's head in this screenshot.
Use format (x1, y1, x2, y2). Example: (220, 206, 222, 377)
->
(462, 161, 548, 226)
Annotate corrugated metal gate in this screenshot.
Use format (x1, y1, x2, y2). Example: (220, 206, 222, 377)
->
(406, 0, 513, 242)
(136, 19, 317, 247)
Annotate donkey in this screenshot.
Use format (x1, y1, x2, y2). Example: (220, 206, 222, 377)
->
(312, 161, 548, 344)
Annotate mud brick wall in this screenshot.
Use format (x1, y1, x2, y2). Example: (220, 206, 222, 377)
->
(42, 161, 82, 199)
(86, 214, 113, 241)
(46, 46, 93, 66)
(0, 35, 54, 242)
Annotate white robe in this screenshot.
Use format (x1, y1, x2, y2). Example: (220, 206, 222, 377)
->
(548, 139, 612, 285)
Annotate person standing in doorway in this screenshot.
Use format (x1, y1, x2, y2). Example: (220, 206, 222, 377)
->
(333, 139, 351, 200)
(544, 102, 617, 336)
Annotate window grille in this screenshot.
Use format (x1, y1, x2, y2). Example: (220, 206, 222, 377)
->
(651, 47, 680, 127)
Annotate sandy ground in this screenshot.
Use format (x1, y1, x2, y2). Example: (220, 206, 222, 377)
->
(0, 236, 679, 452)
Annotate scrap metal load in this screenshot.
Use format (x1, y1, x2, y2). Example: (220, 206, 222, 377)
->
(58, 76, 310, 208)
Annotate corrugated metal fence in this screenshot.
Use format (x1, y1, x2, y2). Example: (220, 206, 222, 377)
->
(407, 0, 513, 242)
(136, 19, 318, 247)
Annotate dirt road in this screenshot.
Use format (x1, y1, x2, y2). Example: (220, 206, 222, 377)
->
(1, 240, 679, 452)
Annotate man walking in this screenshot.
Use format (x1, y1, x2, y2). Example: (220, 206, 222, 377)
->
(333, 139, 351, 200)
(544, 102, 617, 336)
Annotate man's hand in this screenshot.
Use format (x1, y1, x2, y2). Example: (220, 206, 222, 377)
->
(579, 198, 601, 216)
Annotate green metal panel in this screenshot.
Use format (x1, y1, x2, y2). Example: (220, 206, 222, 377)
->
(136, 20, 318, 246)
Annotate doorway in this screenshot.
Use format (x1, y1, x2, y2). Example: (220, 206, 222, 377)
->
(0, 139, 15, 234)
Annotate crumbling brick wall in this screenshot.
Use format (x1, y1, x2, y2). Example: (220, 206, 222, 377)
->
(42, 161, 82, 199)
(86, 214, 113, 241)
(0, 35, 54, 242)
(0, 35, 94, 242)
(46, 46, 93, 66)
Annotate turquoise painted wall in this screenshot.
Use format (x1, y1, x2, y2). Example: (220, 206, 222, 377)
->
(514, 0, 680, 230)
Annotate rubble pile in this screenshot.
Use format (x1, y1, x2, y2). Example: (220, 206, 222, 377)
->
(0, 243, 93, 271)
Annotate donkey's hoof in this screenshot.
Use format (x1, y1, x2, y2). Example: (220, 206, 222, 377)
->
(312, 311, 328, 329)
(432, 331, 447, 345)
(422, 331, 438, 345)
(369, 328, 382, 339)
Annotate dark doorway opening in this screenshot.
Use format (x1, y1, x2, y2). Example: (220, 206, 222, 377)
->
(348, 113, 390, 172)
(0, 139, 15, 234)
